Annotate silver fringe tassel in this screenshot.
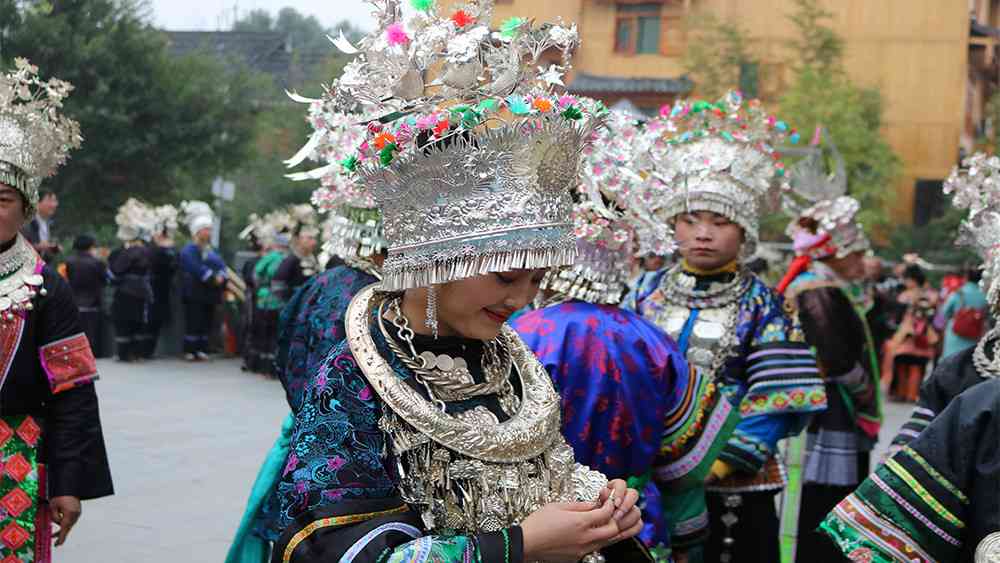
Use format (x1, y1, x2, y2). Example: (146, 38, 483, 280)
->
(425, 285, 439, 339)
(380, 239, 578, 291)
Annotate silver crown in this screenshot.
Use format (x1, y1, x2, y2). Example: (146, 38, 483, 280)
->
(786, 195, 870, 259)
(0, 59, 81, 217)
(945, 152, 1000, 308)
(364, 114, 595, 290)
(641, 91, 796, 255)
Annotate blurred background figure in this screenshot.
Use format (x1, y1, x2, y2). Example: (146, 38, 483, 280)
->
(64, 233, 107, 354)
(108, 199, 155, 363)
(179, 201, 227, 361)
(21, 189, 60, 262)
(939, 264, 988, 359)
(271, 224, 318, 302)
(882, 264, 940, 402)
(142, 208, 179, 360)
(247, 232, 288, 374)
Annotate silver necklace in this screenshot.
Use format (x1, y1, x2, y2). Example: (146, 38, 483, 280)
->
(0, 235, 44, 322)
(378, 296, 519, 414)
(973, 326, 1000, 378)
(660, 265, 750, 310)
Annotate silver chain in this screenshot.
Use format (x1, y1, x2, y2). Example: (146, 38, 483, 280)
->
(377, 295, 518, 413)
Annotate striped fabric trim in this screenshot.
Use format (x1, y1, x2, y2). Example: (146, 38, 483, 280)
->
(343, 522, 421, 562)
(890, 407, 936, 447)
(673, 509, 709, 537)
(828, 495, 934, 562)
(902, 446, 969, 505)
(663, 366, 702, 439)
(656, 394, 736, 482)
(884, 459, 964, 530)
(282, 505, 409, 563)
(868, 473, 961, 546)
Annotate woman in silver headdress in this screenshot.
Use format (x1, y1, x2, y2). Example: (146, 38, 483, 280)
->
(0, 58, 113, 561)
(266, 3, 647, 562)
(818, 153, 1000, 563)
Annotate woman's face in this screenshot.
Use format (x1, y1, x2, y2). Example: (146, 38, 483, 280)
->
(0, 185, 26, 244)
(427, 268, 546, 340)
(673, 211, 745, 271)
(825, 250, 866, 281)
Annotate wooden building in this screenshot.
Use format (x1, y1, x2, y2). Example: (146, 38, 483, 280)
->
(487, 0, 977, 224)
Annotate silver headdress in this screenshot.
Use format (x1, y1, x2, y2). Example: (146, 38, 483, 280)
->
(152, 204, 179, 237)
(543, 108, 644, 304)
(115, 198, 158, 242)
(243, 205, 320, 248)
(0, 59, 82, 218)
(180, 200, 215, 235)
(786, 195, 870, 260)
(322, 0, 600, 291)
(641, 91, 797, 255)
(285, 93, 386, 263)
(944, 152, 1000, 308)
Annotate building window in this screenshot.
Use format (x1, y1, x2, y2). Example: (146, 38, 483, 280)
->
(615, 3, 662, 54)
(614, 2, 686, 55)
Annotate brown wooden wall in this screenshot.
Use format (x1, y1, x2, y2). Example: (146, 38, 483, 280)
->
(487, 0, 970, 223)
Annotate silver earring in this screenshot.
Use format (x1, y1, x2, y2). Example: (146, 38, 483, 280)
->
(425, 285, 439, 339)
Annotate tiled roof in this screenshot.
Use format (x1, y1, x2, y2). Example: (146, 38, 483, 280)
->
(568, 72, 694, 94)
(164, 31, 329, 90)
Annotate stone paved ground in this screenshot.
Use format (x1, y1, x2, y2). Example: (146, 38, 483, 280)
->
(61, 357, 913, 562)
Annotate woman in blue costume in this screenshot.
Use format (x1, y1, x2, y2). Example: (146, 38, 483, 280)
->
(225, 98, 387, 563)
(512, 110, 721, 562)
(624, 93, 827, 563)
(268, 4, 652, 562)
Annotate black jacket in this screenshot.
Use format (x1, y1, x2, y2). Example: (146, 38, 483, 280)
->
(64, 252, 107, 310)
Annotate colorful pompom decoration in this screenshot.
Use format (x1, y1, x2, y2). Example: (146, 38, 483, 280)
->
(386, 23, 410, 46)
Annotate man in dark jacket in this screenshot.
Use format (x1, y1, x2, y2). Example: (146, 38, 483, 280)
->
(63, 234, 107, 354)
(20, 190, 60, 262)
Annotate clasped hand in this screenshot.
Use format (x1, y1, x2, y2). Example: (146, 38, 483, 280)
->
(521, 478, 642, 562)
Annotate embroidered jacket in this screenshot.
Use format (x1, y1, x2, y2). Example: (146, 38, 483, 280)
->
(270, 293, 648, 563)
(513, 300, 723, 557)
(821, 377, 1000, 562)
(625, 267, 825, 545)
(785, 265, 882, 487)
(0, 247, 113, 501)
(273, 266, 378, 413)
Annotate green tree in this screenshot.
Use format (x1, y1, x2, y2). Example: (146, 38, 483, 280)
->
(232, 7, 365, 51)
(2, 0, 262, 241)
(778, 0, 900, 234)
(681, 11, 755, 100)
(785, 0, 844, 74)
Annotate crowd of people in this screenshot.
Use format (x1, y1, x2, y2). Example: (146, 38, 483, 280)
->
(3, 2, 1000, 561)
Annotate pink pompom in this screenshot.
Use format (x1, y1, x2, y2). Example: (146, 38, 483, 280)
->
(386, 23, 410, 46)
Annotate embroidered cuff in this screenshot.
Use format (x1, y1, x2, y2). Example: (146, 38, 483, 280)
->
(718, 430, 771, 474)
(39, 333, 98, 394)
(743, 342, 826, 416)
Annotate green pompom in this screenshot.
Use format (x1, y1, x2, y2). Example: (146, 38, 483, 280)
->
(561, 106, 583, 120)
(475, 99, 498, 113)
(410, 0, 433, 11)
(460, 108, 482, 128)
(340, 155, 358, 172)
(379, 143, 397, 166)
(500, 17, 526, 38)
